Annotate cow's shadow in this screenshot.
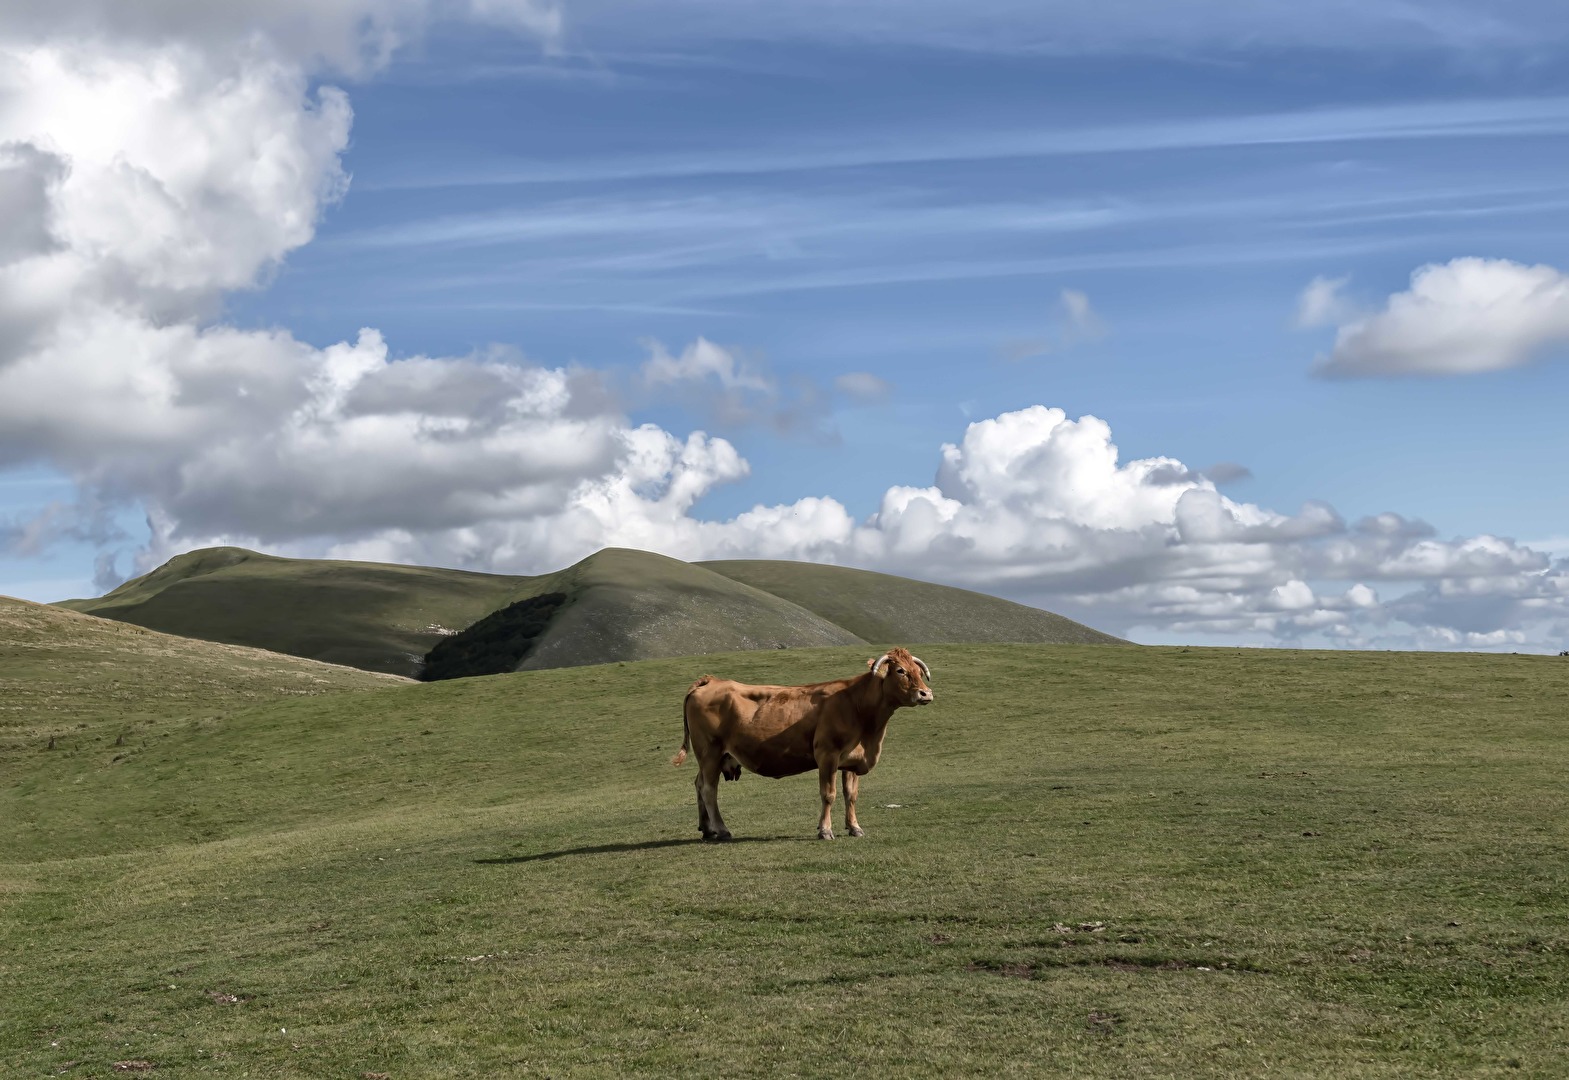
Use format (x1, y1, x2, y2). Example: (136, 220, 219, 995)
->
(475, 835, 804, 865)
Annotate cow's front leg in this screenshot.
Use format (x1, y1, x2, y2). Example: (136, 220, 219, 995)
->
(699, 757, 732, 841)
(817, 762, 837, 840)
(842, 770, 864, 837)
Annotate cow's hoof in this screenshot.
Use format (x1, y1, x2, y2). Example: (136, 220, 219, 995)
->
(847, 825, 865, 838)
(703, 830, 732, 842)
(818, 827, 835, 841)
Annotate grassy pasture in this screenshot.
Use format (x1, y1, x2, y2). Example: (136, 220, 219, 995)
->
(3, 639, 1568, 1077)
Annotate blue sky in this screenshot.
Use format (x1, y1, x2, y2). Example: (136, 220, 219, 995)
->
(265, 33, 1569, 533)
(2, 1, 1567, 648)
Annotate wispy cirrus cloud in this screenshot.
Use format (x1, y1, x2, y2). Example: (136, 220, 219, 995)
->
(318, 180, 1566, 310)
(833, 372, 892, 403)
(559, 0, 1562, 58)
(369, 97, 1569, 190)
(0, 0, 562, 72)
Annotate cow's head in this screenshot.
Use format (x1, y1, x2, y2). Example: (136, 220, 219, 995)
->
(869, 647, 933, 707)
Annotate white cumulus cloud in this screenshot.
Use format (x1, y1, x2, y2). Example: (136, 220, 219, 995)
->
(0, 42, 353, 361)
(1313, 257, 1569, 376)
(641, 336, 770, 392)
(639, 336, 837, 439)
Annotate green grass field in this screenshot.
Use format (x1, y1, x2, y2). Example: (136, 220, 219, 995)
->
(4, 610, 1568, 1077)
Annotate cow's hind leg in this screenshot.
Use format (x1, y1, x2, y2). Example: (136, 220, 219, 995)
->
(816, 763, 837, 840)
(842, 770, 864, 837)
(695, 771, 711, 837)
(698, 757, 732, 841)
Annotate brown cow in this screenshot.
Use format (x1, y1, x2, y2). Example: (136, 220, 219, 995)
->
(671, 647, 933, 840)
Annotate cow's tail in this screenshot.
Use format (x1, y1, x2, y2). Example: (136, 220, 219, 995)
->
(670, 714, 688, 767)
(671, 675, 713, 766)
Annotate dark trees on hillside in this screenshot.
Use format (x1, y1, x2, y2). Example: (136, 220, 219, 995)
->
(422, 592, 569, 681)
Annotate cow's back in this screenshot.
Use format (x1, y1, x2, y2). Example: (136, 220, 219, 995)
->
(686, 676, 854, 778)
(691, 676, 849, 721)
(688, 677, 798, 726)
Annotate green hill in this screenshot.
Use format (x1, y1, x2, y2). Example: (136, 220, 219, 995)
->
(56, 546, 529, 677)
(57, 546, 1122, 679)
(0, 593, 402, 745)
(423, 549, 864, 678)
(506, 548, 864, 672)
(3, 642, 1567, 1076)
(58, 547, 866, 679)
(701, 558, 1123, 645)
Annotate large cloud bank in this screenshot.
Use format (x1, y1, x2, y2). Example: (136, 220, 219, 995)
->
(1, 9, 1565, 652)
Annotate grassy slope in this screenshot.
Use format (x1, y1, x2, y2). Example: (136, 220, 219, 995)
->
(0, 594, 402, 746)
(702, 559, 1125, 645)
(57, 547, 529, 677)
(4, 641, 1568, 1077)
(517, 548, 863, 670)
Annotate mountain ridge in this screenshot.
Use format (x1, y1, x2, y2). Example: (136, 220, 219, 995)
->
(58, 546, 1126, 677)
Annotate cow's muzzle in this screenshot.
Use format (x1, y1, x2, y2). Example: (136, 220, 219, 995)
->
(914, 689, 934, 705)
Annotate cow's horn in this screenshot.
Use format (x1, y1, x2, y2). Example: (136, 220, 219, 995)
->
(870, 652, 892, 676)
(911, 655, 931, 681)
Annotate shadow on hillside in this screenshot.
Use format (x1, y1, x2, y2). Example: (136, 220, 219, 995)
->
(476, 836, 802, 864)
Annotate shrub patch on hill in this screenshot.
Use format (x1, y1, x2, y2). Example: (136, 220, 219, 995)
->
(421, 592, 569, 680)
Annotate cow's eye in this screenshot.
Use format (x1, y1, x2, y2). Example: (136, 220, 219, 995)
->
(894, 666, 905, 675)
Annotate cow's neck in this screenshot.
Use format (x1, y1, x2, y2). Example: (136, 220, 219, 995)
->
(850, 674, 899, 764)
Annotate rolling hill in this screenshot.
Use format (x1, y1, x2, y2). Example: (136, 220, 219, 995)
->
(0, 593, 402, 745)
(55, 546, 527, 677)
(423, 547, 864, 679)
(701, 558, 1122, 646)
(58, 546, 1124, 678)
